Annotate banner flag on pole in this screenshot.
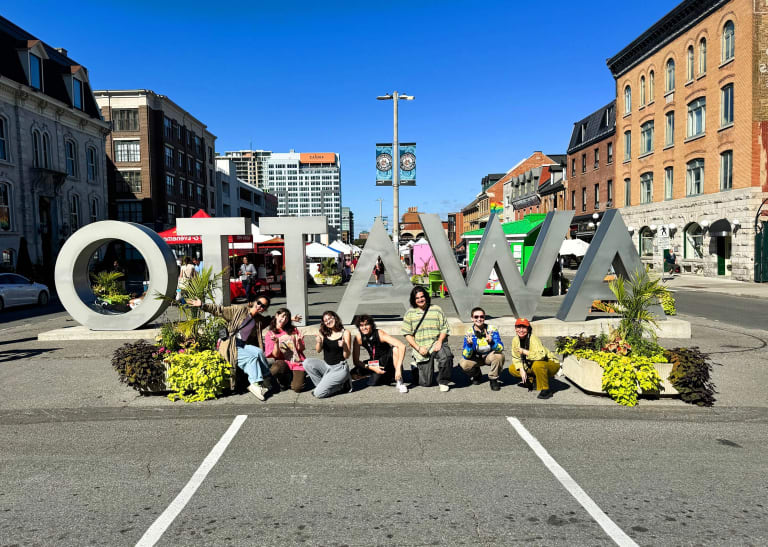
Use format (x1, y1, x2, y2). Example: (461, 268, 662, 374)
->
(375, 143, 393, 186)
(399, 143, 416, 186)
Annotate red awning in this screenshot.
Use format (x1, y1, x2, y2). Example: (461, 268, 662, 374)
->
(158, 209, 253, 244)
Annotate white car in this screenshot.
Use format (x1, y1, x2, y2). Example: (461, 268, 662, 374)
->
(0, 273, 50, 311)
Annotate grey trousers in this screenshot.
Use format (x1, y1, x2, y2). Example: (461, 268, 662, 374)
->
(303, 359, 350, 398)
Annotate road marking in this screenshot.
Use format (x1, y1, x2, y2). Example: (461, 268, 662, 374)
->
(506, 417, 638, 547)
(136, 415, 248, 547)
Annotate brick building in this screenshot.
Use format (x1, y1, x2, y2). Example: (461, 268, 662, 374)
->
(608, 0, 768, 280)
(566, 101, 617, 241)
(94, 90, 216, 230)
(501, 151, 566, 221)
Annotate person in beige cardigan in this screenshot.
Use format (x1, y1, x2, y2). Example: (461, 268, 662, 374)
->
(509, 318, 560, 400)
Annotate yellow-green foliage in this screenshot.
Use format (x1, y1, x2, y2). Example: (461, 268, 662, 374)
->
(165, 350, 230, 402)
(660, 289, 677, 316)
(572, 348, 665, 407)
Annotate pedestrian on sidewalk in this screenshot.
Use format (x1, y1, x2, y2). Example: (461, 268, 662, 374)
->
(304, 311, 353, 398)
(509, 318, 559, 400)
(459, 307, 505, 391)
(401, 286, 453, 391)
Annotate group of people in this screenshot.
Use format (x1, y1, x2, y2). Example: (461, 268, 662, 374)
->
(189, 285, 560, 402)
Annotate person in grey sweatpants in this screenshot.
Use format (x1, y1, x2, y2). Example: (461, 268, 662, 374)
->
(303, 311, 353, 398)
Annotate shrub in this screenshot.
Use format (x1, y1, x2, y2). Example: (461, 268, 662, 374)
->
(660, 289, 677, 316)
(91, 270, 124, 297)
(159, 322, 183, 352)
(112, 340, 166, 392)
(665, 347, 716, 406)
(165, 350, 231, 402)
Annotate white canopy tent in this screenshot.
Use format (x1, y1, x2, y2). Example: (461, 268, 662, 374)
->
(329, 240, 352, 254)
(560, 238, 590, 257)
(305, 242, 341, 258)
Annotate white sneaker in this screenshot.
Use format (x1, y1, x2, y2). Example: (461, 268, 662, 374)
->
(439, 384, 450, 392)
(396, 381, 408, 393)
(248, 382, 267, 401)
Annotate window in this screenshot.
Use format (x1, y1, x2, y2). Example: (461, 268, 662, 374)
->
(624, 85, 631, 113)
(177, 150, 183, 168)
(0, 117, 7, 161)
(187, 130, 192, 146)
(640, 121, 654, 154)
(70, 194, 80, 231)
(42, 133, 50, 168)
(178, 179, 185, 197)
(720, 150, 733, 190)
(594, 183, 600, 208)
(722, 21, 734, 62)
(194, 136, 202, 156)
(197, 185, 204, 204)
(174, 123, 181, 141)
(607, 180, 613, 205)
(581, 154, 586, 173)
(165, 146, 174, 169)
(117, 202, 141, 223)
(686, 158, 704, 196)
(195, 160, 203, 178)
(164, 117, 172, 138)
(73, 79, 83, 110)
(624, 178, 631, 206)
(166, 174, 175, 195)
(32, 130, 41, 167)
(114, 140, 140, 162)
(687, 46, 694, 81)
(640, 172, 653, 203)
(699, 39, 707, 74)
(167, 203, 176, 224)
(649, 71, 655, 102)
(208, 146, 213, 164)
(87, 147, 97, 181)
(640, 76, 646, 106)
(687, 97, 706, 137)
(607, 142, 613, 164)
(581, 188, 586, 212)
(571, 159, 575, 176)
(665, 59, 675, 92)
(187, 156, 193, 173)
(721, 84, 734, 126)
(571, 190, 576, 210)
(665, 111, 675, 146)
(664, 167, 674, 200)
(29, 53, 42, 90)
(684, 223, 704, 259)
(0, 183, 10, 231)
(2, 249, 14, 266)
(624, 130, 631, 161)
(640, 227, 654, 256)
(188, 182, 195, 200)
(113, 109, 139, 131)
(594, 148, 599, 169)
(90, 198, 98, 223)
(65, 140, 77, 176)
(116, 170, 141, 192)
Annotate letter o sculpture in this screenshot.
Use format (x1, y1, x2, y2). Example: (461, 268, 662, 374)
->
(55, 221, 178, 330)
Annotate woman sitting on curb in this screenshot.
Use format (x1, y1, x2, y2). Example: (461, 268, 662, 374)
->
(303, 311, 353, 398)
(509, 318, 560, 400)
(352, 314, 407, 392)
(263, 308, 306, 393)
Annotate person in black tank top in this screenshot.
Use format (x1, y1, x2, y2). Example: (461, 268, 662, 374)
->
(352, 314, 406, 387)
(303, 311, 353, 398)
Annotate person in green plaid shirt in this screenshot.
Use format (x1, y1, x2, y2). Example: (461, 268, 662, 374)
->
(401, 286, 454, 391)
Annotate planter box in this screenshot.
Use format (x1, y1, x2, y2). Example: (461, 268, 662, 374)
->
(561, 355, 679, 397)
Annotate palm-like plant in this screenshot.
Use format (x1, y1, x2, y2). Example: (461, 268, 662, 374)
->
(595, 267, 667, 344)
(90, 270, 125, 297)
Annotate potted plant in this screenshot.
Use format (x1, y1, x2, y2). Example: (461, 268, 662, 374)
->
(91, 270, 131, 312)
(112, 340, 168, 393)
(164, 349, 231, 402)
(313, 257, 342, 285)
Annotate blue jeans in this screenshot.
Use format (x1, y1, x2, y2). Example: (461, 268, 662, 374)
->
(236, 342, 270, 384)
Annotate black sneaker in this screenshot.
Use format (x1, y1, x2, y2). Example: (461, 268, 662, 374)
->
(490, 379, 501, 391)
(471, 374, 482, 386)
(537, 389, 553, 400)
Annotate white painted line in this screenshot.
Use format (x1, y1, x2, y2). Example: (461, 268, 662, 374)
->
(506, 417, 638, 547)
(136, 415, 248, 547)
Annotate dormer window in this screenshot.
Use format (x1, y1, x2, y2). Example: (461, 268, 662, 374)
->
(29, 53, 42, 90)
(73, 78, 83, 110)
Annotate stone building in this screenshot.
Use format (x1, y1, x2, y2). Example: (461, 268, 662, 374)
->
(94, 89, 217, 230)
(0, 16, 109, 278)
(566, 101, 617, 241)
(607, 0, 768, 280)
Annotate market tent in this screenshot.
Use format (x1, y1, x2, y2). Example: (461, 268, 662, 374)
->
(349, 244, 363, 253)
(329, 240, 352, 254)
(305, 242, 341, 258)
(560, 238, 590, 257)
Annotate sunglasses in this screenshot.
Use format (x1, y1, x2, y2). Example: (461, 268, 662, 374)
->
(255, 301, 269, 309)
(472, 315, 485, 319)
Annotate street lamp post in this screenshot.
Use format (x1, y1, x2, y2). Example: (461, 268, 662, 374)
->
(377, 91, 413, 248)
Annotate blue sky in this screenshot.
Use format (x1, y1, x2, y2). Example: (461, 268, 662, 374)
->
(6, 0, 678, 233)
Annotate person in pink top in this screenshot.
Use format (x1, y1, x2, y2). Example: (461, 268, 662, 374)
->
(263, 308, 306, 392)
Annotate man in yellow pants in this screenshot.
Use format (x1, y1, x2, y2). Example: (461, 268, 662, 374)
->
(509, 318, 560, 400)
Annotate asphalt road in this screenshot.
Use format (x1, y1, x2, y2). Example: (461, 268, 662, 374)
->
(672, 290, 768, 331)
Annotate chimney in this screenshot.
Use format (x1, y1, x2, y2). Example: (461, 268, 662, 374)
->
(55, 47, 68, 56)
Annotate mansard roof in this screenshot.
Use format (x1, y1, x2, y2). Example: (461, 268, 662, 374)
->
(567, 100, 616, 155)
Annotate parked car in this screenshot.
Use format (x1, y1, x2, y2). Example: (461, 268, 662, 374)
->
(0, 273, 50, 311)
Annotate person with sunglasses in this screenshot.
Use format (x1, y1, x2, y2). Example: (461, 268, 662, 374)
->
(459, 307, 505, 391)
(188, 296, 300, 401)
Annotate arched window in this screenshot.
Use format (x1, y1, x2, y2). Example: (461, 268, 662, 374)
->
(87, 147, 97, 181)
(90, 197, 99, 223)
(687, 97, 706, 137)
(32, 130, 41, 168)
(665, 59, 675, 92)
(721, 83, 734, 126)
(699, 38, 707, 74)
(42, 132, 51, 168)
(640, 76, 646, 105)
(624, 85, 631, 114)
(639, 227, 654, 256)
(0, 182, 11, 231)
(0, 116, 8, 161)
(687, 46, 694, 81)
(648, 71, 655, 102)
(686, 158, 705, 196)
(722, 21, 734, 62)
(65, 140, 77, 177)
(684, 223, 704, 259)
(70, 194, 80, 231)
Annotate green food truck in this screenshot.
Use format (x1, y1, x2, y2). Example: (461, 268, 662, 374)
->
(463, 214, 547, 294)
